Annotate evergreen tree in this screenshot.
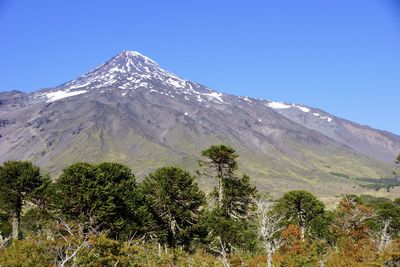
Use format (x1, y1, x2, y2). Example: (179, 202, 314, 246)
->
(395, 153, 400, 176)
(201, 145, 238, 206)
(274, 190, 327, 241)
(54, 162, 144, 237)
(200, 145, 257, 258)
(201, 145, 256, 217)
(201, 207, 257, 255)
(141, 166, 205, 250)
(0, 160, 47, 240)
(222, 174, 257, 219)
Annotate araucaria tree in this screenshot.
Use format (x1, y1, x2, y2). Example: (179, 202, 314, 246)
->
(395, 153, 400, 176)
(201, 145, 257, 261)
(0, 160, 47, 240)
(274, 190, 326, 241)
(201, 145, 256, 218)
(54, 162, 143, 236)
(201, 145, 238, 206)
(141, 166, 205, 250)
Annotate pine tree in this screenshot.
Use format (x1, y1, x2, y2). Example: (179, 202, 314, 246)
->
(0, 160, 46, 240)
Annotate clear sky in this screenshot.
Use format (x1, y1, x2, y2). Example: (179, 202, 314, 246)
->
(0, 0, 399, 134)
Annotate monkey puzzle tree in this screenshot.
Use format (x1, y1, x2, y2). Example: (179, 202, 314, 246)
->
(200, 145, 257, 259)
(54, 162, 143, 237)
(394, 153, 400, 176)
(141, 166, 206, 250)
(274, 190, 326, 241)
(0, 160, 47, 240)
(201, 145, 256, 217)
(201, 145, 238, 206)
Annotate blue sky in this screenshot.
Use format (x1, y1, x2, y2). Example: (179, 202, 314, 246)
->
(0, 0, 399, 134)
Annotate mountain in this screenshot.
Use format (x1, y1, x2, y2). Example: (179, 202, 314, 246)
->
(1, 51, 399, 198)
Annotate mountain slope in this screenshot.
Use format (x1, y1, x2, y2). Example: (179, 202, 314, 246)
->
(0, 51, 398, 197)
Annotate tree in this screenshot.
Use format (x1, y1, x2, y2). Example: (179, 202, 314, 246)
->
(54, 162, 143, 237)
(201, 145, 256, 218)
(362, 196, 400, 252)
(328, 195, 378, 265)
(223, 174, 257, 219)
(200, 145, 257, 259)
(254, 198, 284, 267)
(0, 160, 47, 240)
(201, 145, 238, 206)
(274, 190, 326, 241)
(141, 166, 206, 250)
(333, 195, 375, 242)
(395, 153, 400, 176)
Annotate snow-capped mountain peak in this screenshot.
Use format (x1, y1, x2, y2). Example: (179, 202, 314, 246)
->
(1, 50, 400, 196)
(31, 51, 230, 105)
(118, 50, 158, 65)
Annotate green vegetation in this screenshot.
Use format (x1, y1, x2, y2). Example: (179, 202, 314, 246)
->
(141, 166, 205, 251)
(0, 161, 49, 240)
(0, 146, 399, 266)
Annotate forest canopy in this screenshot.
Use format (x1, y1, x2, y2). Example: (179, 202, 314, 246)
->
(0, 146, 399, 266)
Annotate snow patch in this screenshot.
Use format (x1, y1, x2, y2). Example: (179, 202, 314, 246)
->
(166, 78, 185, 88)
(240, 96, 252, 103)
(46, 90, 87, 102)
(267, 102, 291, 109)
(294, 105, 310, 113)
(312, 112, 333, 123)
(203, 92, 227, 104)
(123, 51, 158, 65)
(320, 116, 333, 122)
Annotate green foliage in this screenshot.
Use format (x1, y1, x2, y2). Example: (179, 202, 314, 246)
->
(201, 145, 258, 257)
(1, 147, 399, 266)
(274, 190, 327, 240)
(0, 236, 57, 266)
(20, 207, 51, 237)
(202, 145, 257, 217)
(0, 161, 44, 213)
(76, 234, 125, 266)
(201, 144, 239, 206)
(54, 162, 145, 237)
(222, 174, 257, 219)
(201, 144, 238, 174)
(0, 212, 11, 237)
(201, 207, 257, 253)
(361, 195, 400, 237)
(141, 166, 206, 249)
(0, 160, 47, 240)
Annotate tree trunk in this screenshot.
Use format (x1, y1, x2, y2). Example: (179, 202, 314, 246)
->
(267, 249, 273, 267)
(218, 177, 223, 205)
(11, 210, 20, 240)
(300, 225, 305, 242)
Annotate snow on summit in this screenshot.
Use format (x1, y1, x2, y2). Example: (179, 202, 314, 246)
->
(28, 51, 334, 123)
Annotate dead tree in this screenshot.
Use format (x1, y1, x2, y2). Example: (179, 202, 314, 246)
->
(255, 198, 284, 267)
